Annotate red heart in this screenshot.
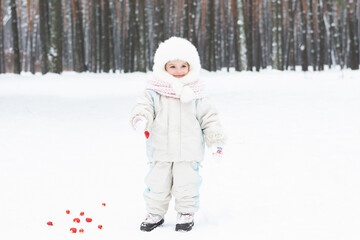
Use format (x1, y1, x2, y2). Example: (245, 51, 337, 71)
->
(80, 212, 84, 216)
(70, 228, 77, 233)
(47, 221, 53, 226)
(144, 131, 150, 139)
(73, 218, 80, 223)
(98, 224, 103, 230)
(86, 218, 92, 223)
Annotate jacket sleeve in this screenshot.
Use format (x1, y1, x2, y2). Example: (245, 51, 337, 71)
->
(130, 90, 155, 129)
(196, 98, 226, 147)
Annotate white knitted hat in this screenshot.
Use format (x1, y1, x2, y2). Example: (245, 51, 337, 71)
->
(152, 37, 201, 102)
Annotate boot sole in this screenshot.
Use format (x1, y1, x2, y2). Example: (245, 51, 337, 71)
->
(175, 221, 194, 232)
(140, 218, 164, 232)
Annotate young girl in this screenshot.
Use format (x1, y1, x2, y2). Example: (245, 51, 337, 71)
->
(131, 37, 225, 232)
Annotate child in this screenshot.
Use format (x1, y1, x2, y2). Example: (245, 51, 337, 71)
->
(130, 37, 225, 232)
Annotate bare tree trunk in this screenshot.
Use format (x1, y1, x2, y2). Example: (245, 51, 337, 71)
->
(272, 0, 283, 70)
(89, 0, 97, 72)
(243, 0, 253, 70)
(286, 0, 296, 70)
(96, 0, 102, 72)
(300, 0, 308, 71)
(153, 0, 165, 53)
(259, 0, 267, 69)
(220, 0, 229, 71)
(102, 0, 110, 72)
(309, 0, 317, 70)
(71, 0, 85, 72)
(0, 0, 5, 73)
(324, 0, 335, 68)
(123, 0, 129, 72)
(114, 0, 121, 70)
(184, 0, 198, 46)
(11, 0, 21, 74)
(49, 0, 63, 73)
(253, 0, 261, 71)
(39, 0, 49, 73)
(317, 0, 325, 70)
(347, 0, 359, 69)
(136, 0, 147, 72)
(206, 0, 216, 71)
(199, 0, 207, 63)
(128, 0, 135, 72)
(232, 0, 241, 71)
(62, 0, 71, 71)
(27, 0, 36, 74)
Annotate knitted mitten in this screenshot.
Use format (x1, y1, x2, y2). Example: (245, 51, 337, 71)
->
(132, 116, 147, 133)
(211, 143, 223, 160)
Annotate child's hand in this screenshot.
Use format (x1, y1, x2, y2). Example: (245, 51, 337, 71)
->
(211, 143, 223, 160)
(132, 116, 148, 133)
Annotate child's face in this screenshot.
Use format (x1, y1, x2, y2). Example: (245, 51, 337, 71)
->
(165, 60, 189, 78)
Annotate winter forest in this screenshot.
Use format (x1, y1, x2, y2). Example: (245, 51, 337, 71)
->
(0, 0, 359, 74)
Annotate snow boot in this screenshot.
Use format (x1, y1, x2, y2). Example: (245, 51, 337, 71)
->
(140, 213, 164, 232)
(175, 213, 194, 232)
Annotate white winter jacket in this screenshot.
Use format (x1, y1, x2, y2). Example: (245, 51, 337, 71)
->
(131, 90, 225, 162)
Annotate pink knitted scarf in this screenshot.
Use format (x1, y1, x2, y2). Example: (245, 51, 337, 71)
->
(146, 76, 207, 99)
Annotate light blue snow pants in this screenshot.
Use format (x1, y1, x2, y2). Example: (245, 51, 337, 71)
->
(144, 161, 202, 216)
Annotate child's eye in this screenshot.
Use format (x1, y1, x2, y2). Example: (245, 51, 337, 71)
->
(181, 65, 187, 68)
(170, 66, 175, 68)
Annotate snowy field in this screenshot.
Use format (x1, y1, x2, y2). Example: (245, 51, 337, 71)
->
(0, 69, 360, 240)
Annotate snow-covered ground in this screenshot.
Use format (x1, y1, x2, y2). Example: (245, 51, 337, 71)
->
(0, 69, 359, 240)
